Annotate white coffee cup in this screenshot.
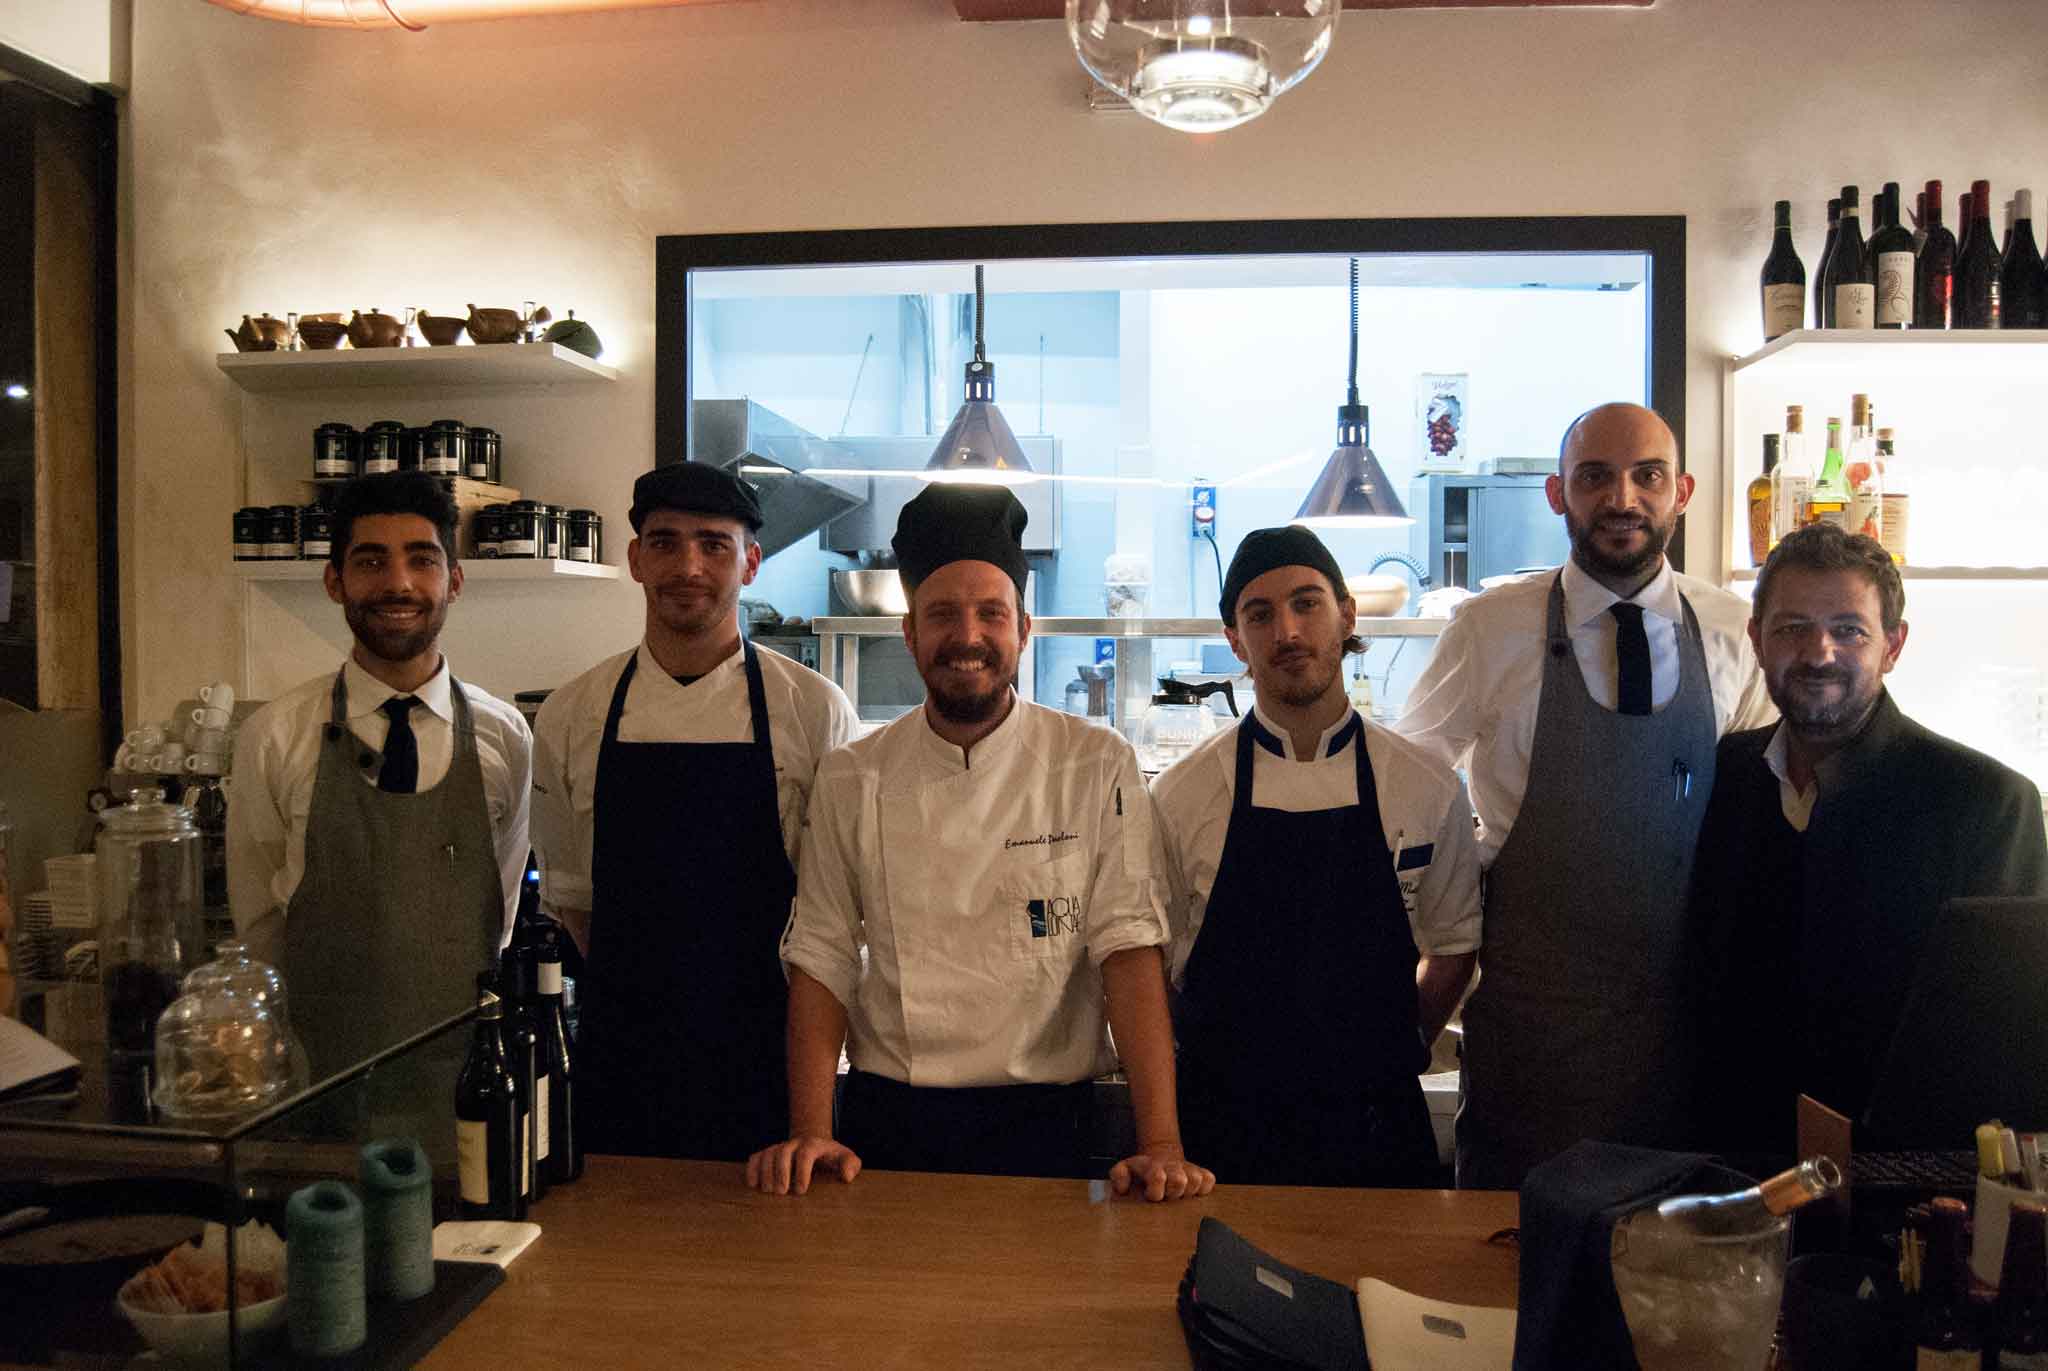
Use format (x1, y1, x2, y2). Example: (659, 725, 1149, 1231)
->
(187, 724, 228, 754)
(185, 753, 224, 775)
(191, 706, 231, 730)
(127, 724, 166, 750)
(159, 742, 186, 767)
(198, 682, 236, 711)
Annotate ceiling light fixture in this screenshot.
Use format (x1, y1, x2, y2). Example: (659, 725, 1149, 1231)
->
(1065, 2, 1338, 134)
(1294, 258, 1411, 528)
(924, 266, 1038, 485)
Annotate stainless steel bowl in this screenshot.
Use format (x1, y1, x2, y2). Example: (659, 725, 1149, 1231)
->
(831, 569, 908, 616)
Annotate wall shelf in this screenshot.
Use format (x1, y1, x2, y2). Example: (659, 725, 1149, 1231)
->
(1728, 566, 2048, 583)
(234, 559, 619, 581)
(217, 342, 617, 392)
(1730, 329, 2048, 380)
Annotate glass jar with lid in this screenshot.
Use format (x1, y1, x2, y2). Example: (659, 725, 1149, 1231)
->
(153, 941, 299, 1116)
(95, 788, 204, 1071)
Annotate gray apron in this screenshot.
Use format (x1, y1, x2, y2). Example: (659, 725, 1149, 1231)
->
(283, 669, 503, 1141)
(1455, 575, 1717, 1190)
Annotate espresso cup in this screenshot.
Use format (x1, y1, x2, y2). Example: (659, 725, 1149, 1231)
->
(127, 724, 166, 750)
(187, 724, 229, 754)
(185, 753, 224, 775)
(159, 742, 186, 767)
(198, 682, 236, 711)
(192, 706, 231, 729)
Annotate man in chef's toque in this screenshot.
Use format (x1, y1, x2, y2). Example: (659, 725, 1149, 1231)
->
(1152, 525, 1480, 1186)
(748, 483, 1212, 1201)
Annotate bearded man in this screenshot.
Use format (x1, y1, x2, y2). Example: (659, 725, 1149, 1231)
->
(1150, 527, 1480, 1186)
(750, 484, 1212, 1202)
(1396, 402, 1776, 1189)
(1690, 522, 2046, 1162)
(530, 462, 858, 1158)
(230, 471, 533, 1080)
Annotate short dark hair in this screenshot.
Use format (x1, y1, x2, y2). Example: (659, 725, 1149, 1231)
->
(328, 473, 460, 569)
(1753, 521, 1904, 632)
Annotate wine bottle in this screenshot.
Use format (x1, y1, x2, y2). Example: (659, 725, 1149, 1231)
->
(1988, 1199, 2048, 1370)
(2003, 198, 2017, 259)
(455, 971, 526, 1222)
(1825, 185, 1874, 328)
(1866, 182, 1916, 328)
(1612, 1158, 1840, 1277)
(500, 943, 546, 1205)
(1748, 434, 1779, 564)
(1999, 188, 2044, 329)
(1956, 179, 2003, 328)
(534, 925, 580, 1184)
(1813, 197, 1841, 334)
(1912, 188, 1928, 255)
(1845, 394, 1883, 543)
(1775, 404, 1814, 537)
(1876, 427, 1908, 564)
(1915, 179, 1957, 329)
(1760, 200, 1806, 341)
(1915, 1196, 1982, 1368)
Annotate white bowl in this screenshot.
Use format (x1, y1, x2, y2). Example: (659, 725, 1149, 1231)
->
(118, 1289, 286, 1365)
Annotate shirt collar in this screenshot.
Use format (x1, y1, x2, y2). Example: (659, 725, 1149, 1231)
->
(344, 655, 452, 723)
(1560, 555, 1681, 631)
(1762, 722, 1801, 791)
(1246, 704, 1362, 761)
(916, 689, 1024, 775)
(635, 638, 743, 691)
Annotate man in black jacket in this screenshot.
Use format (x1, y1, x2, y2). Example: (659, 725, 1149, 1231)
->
(1691, 522, 2047, 1159)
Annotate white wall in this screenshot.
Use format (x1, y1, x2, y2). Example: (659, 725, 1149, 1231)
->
(0, 0, 121, 87)
(119, 0, 2048, 719)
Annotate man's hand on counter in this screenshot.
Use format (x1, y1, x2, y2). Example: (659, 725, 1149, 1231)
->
(1108, 1143, 1216, 1203)
(745, 1135, 864, 1195)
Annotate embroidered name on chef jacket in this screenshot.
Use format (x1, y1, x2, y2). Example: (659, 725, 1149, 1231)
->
(1395, 842, 1435, 921)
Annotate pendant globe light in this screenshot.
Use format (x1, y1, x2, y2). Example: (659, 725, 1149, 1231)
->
(924, 265, 1036, 485)
(1294, 259, 1411, 528)
(1066, 2, 1339, 135)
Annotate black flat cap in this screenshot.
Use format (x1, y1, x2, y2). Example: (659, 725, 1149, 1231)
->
(892, 484, 1030, 601)
(1220, 526, 1348, 626)
(629, 462, 764, 533)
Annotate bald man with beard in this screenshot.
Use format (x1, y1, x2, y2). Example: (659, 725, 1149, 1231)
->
(1396, 403, 1776, 1188)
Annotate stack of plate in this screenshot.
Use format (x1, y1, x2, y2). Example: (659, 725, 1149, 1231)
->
(13, 892, 55, 981)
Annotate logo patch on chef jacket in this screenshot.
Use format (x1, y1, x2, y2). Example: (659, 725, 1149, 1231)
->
(1026, 893, 1084, 940)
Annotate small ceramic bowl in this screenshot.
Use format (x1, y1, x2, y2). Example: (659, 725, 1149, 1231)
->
(418, 313, 467, 346)
(118, 1290, 286, 1366)
(466, 306, 524, 344)
(296, 320, 348, 350)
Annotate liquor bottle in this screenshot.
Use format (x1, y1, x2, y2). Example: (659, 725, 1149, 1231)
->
(1775, 405, 1814, 536)
(1875, 427, 1909, 564)
(1814, 197, 1841, 334)
(500, 943, 546, 1205)
(1913, 188, 1928, 255)
(1845, 394, 1884, 543)
(1825, 186, 1874, 328)
(535, 923, 581, 1185)
(1956, 179, 2003, 328)
(1867, 183, 1917, 328)
(1915, 1197, 1981, 1367)
(455, 971, 527, 1222)
(1748, 434, 1780, 564)
(1999, 189, 2044, 329)
(1916, 180, 1957, 329)
(1988, 1199, 2048, 1369)
(1810, 416, 1850, 530)
(1760, 200, 1807, 341)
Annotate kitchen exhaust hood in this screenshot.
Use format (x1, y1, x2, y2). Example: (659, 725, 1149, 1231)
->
(689, 399, 868, 560)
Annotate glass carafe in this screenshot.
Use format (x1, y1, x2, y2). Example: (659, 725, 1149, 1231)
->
(95, 787, 203, 1071)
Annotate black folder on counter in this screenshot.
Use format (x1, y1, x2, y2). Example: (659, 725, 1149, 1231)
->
(1175, 1217, 1368, 1371)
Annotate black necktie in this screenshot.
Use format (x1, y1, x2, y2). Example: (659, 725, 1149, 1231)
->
(378, 696, 420, 792)
(1610, 603, 1652, 717)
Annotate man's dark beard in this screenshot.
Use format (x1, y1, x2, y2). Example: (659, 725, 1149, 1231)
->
(343, 594, 447, 665)
(1264, 648, 1342, 708)
(924, 648, 1013, 724)
(1775, 665, 1881, 739)
(1565, 509, 1673, 583)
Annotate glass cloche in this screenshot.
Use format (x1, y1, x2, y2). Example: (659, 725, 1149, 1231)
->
(152, 941, 301, 1118)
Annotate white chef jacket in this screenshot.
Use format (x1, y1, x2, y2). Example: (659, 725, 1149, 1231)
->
(528, 641, 860, 914)
(228, 657, 532, 965)
(1762, 724, 1819, 832)
(1150, 705, 1482, 989)
(780, 696, 1171, 1089)
(1395, 558, 1775, 862)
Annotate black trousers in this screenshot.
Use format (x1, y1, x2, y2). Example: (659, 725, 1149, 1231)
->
(837, 1070, 1098, 1179)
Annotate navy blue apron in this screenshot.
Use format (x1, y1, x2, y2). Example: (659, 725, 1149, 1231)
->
(576, 643, 794, 1159)
(1175, 713, 1438, 1187)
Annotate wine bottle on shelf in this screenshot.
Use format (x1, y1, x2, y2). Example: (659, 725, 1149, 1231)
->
(1915, 1196, 1982, 1368)
(2003, 197, 2016, 260)
(1748, 434, 1779, 564)
(1846, 394, 1883, 543)
(1774, 405, 1815, 538)
(1813, 197, 1841, 333)
(1760, 200, 1806, 341)
(1988, 1199, 2048, 1370)
(1824, 186, 1874, 328)
(1875, 427, 1908, 564)
(535, 923, 580, 1185)
(455, 970, 527, 1222)
(1810, 416, 1850, 530)
(1999, 188, 2044, 329)
(1915, 179, 1957, 329)
(1912, 188, 1928, 255)
(500, 942, 546, 1205)
(1955, 179, 2003, 328)
(1866, 182, 1916, 329)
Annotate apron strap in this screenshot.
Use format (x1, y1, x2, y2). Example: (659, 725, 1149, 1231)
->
(601, 649, 639, 749)
(739, 639, 772, 752)
(1544, 571, 1571, 658)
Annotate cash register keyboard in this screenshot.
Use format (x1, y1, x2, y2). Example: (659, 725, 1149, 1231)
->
(1850, 1149, 1979, 1192)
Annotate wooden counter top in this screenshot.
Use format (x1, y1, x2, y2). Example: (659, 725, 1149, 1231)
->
(421, 1157, 1520, 1369)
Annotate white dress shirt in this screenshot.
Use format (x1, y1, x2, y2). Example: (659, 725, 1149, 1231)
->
(228, 657, 533, 963)
(780, 697, 1170, 1088)
(1150, 706, 1482, 989)
(528, 641, 860, 914)
(1761, 724, 1819, 832)
(1396, 558, 1776, 862)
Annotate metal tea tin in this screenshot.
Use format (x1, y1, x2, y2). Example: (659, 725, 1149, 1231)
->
(496, 500, 543, 558)
(233, 507, 267, 561)
(299, 503, 334, 560)
(468, 426, 501, 483)
(544, 505, 568, 561)
(566, 509, 601, 564)
(265, 505, 300, 560)
(313, 422, 357, 480)
(361, 420, 405, 476)
(398, 426, 427, 472)
(473, 506, 502, 558)
(420, 420, 463, 477)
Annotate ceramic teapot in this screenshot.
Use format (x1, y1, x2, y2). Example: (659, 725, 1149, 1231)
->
(346, 308, 407, 349)
(466, 304, 524, 345)
(417, 310, 466, 346)
(225, 313, 292, 353)
(541, 310, 603, 359)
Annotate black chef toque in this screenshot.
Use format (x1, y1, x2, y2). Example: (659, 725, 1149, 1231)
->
(1219, 526, 1349, 627)
(892, 484, 1030, 602)
(628, 462, 764, 533)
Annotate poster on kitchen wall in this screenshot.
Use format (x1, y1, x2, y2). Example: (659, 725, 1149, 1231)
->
(1416, 373, 1469, 474)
